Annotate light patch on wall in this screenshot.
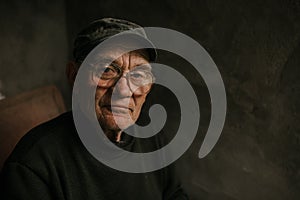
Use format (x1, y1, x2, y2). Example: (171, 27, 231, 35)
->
(0, 80, 5, 100)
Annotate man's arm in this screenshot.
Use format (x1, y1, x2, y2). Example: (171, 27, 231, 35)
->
(1, 162, 54, 200)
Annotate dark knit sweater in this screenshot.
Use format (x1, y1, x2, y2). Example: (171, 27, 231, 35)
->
(0, 112, 188, 200)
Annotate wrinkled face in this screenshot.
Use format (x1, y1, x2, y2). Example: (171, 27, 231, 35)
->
(88, 49, 152, 132)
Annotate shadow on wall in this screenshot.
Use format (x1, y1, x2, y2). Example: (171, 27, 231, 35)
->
(0, 0, 70, 109)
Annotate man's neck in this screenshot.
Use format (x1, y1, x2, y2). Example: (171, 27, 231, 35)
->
(104, 129, 123, 143)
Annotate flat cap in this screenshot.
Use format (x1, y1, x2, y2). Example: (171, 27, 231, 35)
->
(73, 18, 157, 62)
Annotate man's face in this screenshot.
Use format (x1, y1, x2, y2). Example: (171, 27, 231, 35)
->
(87, 49, 152, 132)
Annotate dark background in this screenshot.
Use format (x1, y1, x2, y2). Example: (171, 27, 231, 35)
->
(0, 0, 299, 199)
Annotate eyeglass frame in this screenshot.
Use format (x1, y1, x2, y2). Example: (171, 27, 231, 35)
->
(76, 59, 155, 95)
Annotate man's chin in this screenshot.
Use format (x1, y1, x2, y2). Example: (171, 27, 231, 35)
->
(99, 114, 134, 131)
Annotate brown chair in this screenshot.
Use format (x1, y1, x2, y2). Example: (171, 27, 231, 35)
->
(0, 85, 66, 169)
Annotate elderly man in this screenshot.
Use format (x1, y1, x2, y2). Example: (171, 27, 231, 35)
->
(0, 18, 188, 199)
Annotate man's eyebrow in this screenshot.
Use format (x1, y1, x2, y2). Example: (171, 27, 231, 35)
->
(93, 56, 152, 70)
(94, 57, 119, 65)
(135, 63, 152, 70)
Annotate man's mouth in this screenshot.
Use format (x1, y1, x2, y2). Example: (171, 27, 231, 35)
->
(102, 105, 133, 114)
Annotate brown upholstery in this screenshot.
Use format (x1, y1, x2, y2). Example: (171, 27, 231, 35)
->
(0, 85, 66, 169)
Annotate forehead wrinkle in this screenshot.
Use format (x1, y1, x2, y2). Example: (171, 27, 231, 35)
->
(121, 53, 128, 70)
(128, 52, 132, 71)
(95, 54, 124, 68)
(129, 51, 150, 70)
(96, 51, 149, 70)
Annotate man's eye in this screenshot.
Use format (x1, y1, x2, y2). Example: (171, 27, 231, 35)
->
(129, 70, 153, 86)
(130, 71, 146, 79)
(102, 67, 114, 74)
(95, 65, 118, 79)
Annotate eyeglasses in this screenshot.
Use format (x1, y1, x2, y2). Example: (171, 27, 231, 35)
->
(89, 62, 154, 95)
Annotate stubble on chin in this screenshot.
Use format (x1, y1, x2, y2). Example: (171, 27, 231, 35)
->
(96, 105, 135, 132)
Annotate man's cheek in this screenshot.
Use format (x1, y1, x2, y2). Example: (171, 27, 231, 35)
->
(132, 100, 145, 121)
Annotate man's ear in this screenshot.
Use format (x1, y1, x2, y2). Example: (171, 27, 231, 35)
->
(66, 61, 78, 87)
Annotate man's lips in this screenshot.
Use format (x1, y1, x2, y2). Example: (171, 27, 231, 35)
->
(101, 105, 133, 113)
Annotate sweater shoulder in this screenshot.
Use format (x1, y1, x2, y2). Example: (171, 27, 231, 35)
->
(5, 111, 75, 164)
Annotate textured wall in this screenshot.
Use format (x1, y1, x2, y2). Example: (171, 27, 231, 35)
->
(65, 0, 300, 199)
(0, 0, 299, 199)
(0, 0, 69, 105)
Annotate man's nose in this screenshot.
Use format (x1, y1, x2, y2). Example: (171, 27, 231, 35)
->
(113, 76, 132, 97)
